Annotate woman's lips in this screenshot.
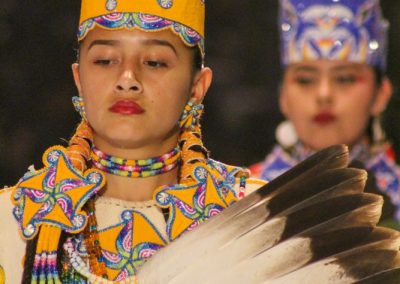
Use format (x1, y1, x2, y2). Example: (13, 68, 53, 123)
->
(313, 112, 336, 125)
(109, 100, 145, 115)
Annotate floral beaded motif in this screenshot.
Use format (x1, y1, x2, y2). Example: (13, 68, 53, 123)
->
(12, 146, 105, 239)
(157, 0, 173, 9)
(179, 101, 204, 130)
(106, 0, 117, 11)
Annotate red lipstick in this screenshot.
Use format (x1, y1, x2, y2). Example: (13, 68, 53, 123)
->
(109, 100, 144, 115)
(313, 111, 336, 125)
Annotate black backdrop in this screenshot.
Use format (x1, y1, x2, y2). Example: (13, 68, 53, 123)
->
(1, 1, 399, 185)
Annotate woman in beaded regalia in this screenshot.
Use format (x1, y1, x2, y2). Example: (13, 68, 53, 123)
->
(251, 0, 400, 228)
(0, 1, 264, 282)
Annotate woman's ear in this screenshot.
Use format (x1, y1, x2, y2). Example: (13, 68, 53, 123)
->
(371, 77, 393, 116)
(72, 63, 82, 96)
(190, 67, 213, 103)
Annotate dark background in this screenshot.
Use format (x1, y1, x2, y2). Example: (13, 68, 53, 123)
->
(1, 1, 399, 185)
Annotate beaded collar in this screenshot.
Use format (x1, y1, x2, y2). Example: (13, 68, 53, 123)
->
(91, 146, 181, 178)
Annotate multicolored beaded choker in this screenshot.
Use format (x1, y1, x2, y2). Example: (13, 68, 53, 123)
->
(91, 146, 181, 178)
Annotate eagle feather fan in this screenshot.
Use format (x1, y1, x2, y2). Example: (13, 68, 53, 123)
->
(135, 145, 400, 284)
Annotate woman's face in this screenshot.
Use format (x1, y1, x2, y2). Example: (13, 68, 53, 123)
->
(280, 60, 391, 150)
(72, 28, 211, 157)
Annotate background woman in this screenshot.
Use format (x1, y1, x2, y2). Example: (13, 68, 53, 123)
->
(251, 0, 400, 228)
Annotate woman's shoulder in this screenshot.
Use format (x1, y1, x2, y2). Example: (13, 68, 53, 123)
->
(0, 186, 20, 227)
(249, 145, 297, 181)
(245, 178, 267, 193)
(0, 186, 15, 211)
(0, 186, 26, 284)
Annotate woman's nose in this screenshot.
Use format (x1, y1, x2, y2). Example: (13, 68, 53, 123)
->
(115, 68, 143, 93)
(316, 77, 333, 105)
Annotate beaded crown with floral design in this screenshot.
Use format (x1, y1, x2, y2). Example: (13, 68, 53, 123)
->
(279, 0, 389, 71)
(79, 0, 205, 56)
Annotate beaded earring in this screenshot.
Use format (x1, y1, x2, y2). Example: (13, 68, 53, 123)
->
(372, 116, 386, 145)
(72, 96, 87, 120)
(179, 100, 204, 130)
(275, 120, 298, 149)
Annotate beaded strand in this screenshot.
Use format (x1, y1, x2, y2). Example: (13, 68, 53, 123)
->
(238, 175, 247, 199)
(91, 146, 181, 178)
(83, 199, 108, 278)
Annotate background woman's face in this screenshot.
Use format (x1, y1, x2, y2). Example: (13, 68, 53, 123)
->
(280, 60, 388, 150)
(72, 28, 197, 156)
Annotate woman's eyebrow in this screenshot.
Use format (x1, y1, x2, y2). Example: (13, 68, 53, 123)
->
(292, 66, 318, 73)
(331, 65, 359, 72)
(88, 39, 119, 50)
(141, 39, 177, 55)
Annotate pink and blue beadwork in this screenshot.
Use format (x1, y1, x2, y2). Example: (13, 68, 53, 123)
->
(78, 12, 204, 55)
(280, 0, 388, 70)
(32, 251, 60, 283)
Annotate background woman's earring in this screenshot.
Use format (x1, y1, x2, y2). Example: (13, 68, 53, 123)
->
(179, 100, 204, 130)
(72, 96, 87, 120)
(372, 116, 386, 145)
(275, 120, 298, 149)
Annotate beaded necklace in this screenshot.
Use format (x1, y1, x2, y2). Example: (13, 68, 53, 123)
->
(91, 146, 181, 178)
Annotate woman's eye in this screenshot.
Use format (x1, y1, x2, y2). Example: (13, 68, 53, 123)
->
(145, 60, 167, 68)
(294, 76, 316, 86)
(335, 75, 357, 84)
(94, 59, 113, 65)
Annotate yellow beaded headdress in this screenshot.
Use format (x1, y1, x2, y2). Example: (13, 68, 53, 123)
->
(78, 0, 205, 56)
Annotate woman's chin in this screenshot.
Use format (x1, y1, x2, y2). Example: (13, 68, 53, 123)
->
(304, 139, 356, 152)
(91, 123, 180, 153)
(301, 137, 343, 151)
(93, 134, 148, 151)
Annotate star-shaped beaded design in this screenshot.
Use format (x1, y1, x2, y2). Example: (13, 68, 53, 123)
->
(154, 160, 241, 241)
(99, 210, 167, 280)
(12, 146, 105, 240)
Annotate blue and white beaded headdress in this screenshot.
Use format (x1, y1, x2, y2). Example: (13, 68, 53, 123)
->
(279, 0, 389, 71)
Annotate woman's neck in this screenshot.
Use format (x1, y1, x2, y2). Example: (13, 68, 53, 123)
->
(100, 167, 179, 202)
(92, 135, 181, 202)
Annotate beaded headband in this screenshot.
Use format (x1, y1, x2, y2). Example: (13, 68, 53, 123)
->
(78, 0, 205, 57)
(279, 0, 389, 71)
